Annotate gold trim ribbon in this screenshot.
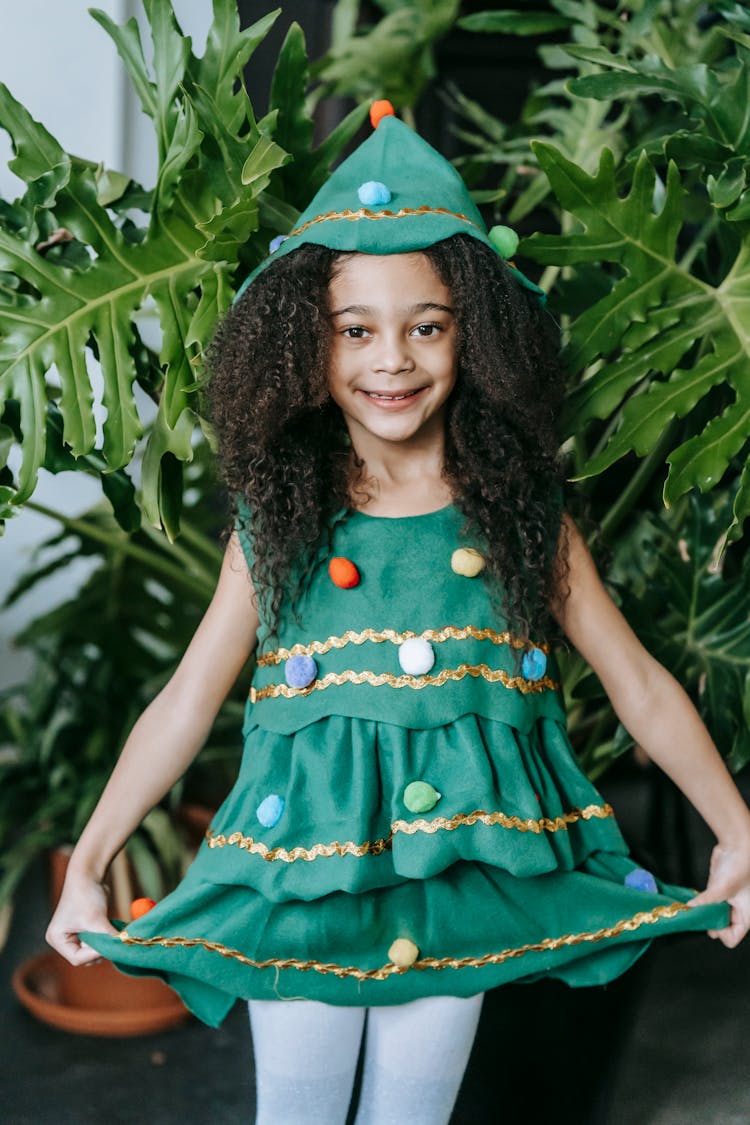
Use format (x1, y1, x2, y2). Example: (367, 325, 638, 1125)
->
(118, 902, 689, 983)
(289, 204, 482, 240)
(250, 663, 558, 704)
(205, 803, 614, 864)
(257, 625, 546, 668)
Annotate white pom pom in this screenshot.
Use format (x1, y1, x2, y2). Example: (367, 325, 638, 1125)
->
(398, 636, 435, 675)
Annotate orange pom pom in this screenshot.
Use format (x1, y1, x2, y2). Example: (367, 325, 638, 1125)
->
(328, 557, 360, 588)
(370, 100, 395, 129)
(130, 897, 157, 920)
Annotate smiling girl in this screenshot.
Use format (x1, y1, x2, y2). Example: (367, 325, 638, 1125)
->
(47, 103, 750, 1124)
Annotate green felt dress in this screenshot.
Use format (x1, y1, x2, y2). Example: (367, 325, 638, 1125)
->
(82, 504, 729, 1026)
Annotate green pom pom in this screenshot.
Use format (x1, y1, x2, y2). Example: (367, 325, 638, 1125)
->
(403, 780, 441, 814)
(488, 225, 519, 259)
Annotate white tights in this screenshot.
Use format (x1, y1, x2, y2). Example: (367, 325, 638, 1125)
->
(248, 993, 484, 1125)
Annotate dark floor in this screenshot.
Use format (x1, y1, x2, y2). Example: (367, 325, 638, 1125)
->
(3, 765, 750, 1125)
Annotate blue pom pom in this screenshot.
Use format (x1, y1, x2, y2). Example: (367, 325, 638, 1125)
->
(521, 647, 547, 681)
(256, 794, 285, 828)
(269, 234, 287, 254)
(358, 181, 391, 206)
(625, 868, 658, 894)
(285, 653, 317, 689)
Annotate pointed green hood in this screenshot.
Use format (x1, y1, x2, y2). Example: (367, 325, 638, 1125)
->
(235, 108, 544, 303)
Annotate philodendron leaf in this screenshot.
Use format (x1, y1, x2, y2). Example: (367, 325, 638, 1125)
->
(524, 142, 750, 523)
(193, 4, 280, 134)
(568, 47, 750, 159)
(268, 25, 369, 208)
(458, 10, 573, 34)
(616, 492, 750, 773)
(269, 24, 314, 161)
(726, 455, 750, 544)
(0, 2, 285, 531)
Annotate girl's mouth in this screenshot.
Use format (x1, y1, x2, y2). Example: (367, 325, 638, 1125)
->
(360, 387, 426, 407)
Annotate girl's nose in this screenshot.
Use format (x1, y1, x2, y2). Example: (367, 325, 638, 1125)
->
(372, 333, 414, 375)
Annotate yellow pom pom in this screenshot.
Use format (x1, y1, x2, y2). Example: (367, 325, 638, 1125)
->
(451, 547, 485, 577)
(388, 937, 420, 967)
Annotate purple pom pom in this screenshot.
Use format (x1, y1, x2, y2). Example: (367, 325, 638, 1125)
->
(269, 234, 287, 254)
(625, 868, 658, 894)
(522, 647, 547, 681)
(284, 653, 317, 689)
(358, 181, 391, 206)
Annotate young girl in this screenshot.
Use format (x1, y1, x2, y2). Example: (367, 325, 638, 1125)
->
(47, 103, 750, 1124)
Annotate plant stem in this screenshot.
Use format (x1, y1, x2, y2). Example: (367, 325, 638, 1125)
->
(599, 420, 678, 540)
(25, 502, 214, 601)
(175, 519, 224, 567)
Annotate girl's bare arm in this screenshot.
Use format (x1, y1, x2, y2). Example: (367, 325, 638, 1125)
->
(550, 513, 750, 947)
(46, 532, 259, 962)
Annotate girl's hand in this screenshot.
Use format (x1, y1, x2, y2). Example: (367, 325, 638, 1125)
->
(688, 842, 750, 948)
(46, 872, 118, 965)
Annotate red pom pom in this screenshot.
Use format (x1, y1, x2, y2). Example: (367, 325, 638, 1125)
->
(130, 897, 157, 920)
(370, 100, 395, 129)
(328, 557, 360, 588)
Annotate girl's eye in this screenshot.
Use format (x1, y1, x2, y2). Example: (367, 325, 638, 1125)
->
(412, 323, 442, 337)
(341, 326, 370, 339)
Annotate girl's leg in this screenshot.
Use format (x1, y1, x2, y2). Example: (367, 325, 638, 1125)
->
(354, 992, 484, 1125)
(248, 998, 366, 1125)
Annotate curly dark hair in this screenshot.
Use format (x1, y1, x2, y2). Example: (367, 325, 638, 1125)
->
(207, 234, 570, 651)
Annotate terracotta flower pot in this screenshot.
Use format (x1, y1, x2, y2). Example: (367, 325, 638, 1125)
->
(13, 844, 190, 1037)
(12, 950, 189, 1037)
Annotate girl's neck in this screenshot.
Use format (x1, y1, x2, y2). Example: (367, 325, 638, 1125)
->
(347, 446, 453, 518)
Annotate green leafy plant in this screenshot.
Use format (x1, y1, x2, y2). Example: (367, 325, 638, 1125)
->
(0, 446, 241, 910)
(0, 0, 366, 537)
(437, 1, 750, 777)
(315, 0, 460, 121)
(563, 489, 750, 778)
(456, 0, 750, 548)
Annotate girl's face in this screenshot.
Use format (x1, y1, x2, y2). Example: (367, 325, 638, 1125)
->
(327, 252, 457, 450)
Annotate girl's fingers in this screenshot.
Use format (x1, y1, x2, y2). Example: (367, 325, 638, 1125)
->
(705, 902, 750, 947)
(46, 919, 118, 965)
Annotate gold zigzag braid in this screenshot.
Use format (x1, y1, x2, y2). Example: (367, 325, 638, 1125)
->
(257, 625, 546, 667)
(288, 204, 482, 240)
(204, 802, 615, 864)
(118, 902, 689, 982)
(250, 664, 559, 704)
(391, 802, 615, 839)
(206, 829, 394, 863)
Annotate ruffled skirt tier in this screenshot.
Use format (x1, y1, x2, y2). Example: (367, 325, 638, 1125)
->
(82, 713, 729, 1025)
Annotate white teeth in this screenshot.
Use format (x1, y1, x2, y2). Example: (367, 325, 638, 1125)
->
(366, 390, 418, 400)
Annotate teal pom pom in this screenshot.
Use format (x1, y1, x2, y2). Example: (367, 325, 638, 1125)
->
(488, 225, 520, 259)
(256, 794, 285, 828)
(358, 181, 392, 206)
(521, 647, 547, 681)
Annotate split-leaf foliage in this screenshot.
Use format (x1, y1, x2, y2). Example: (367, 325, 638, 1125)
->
(0, 0, 366, 539)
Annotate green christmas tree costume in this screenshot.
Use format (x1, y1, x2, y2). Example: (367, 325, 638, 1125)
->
(82, 505, 728, 1025)
(81, 106, 728, 1025)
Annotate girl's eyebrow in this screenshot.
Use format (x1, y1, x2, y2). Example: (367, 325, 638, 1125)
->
(329, 301, 454, 317)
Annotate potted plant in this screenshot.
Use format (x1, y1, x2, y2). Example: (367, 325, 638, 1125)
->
(1, 445, 246, 1033)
